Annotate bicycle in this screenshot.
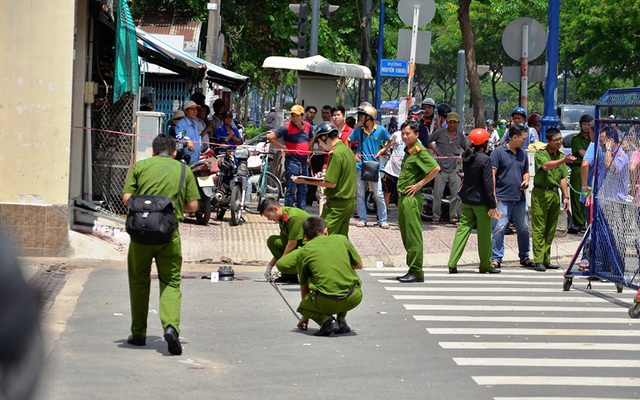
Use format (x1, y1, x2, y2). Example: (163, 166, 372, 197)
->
(243, 144, 284, 214)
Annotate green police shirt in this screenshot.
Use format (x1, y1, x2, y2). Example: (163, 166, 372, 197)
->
(280, 206, 310, 244)
(534, 148, 568, 188)
(324, 141, 356, 200)
(123, 155, 200, 222)
(570, 134, 591, 166)
(296, 234, 362, 297)
(397, 141, 439, 195)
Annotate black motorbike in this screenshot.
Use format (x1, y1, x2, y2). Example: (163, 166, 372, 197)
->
(210, 147, 251, 226)
(364, 180, 450, 222)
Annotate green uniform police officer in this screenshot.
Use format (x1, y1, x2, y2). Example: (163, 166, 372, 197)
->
(531, 128, 574, 272)
(260, 199, 310, 283)
(293, 122, 356, 236)
(295, 217, 363, 336)
(123, 134, 200, 355)
(395, 120, 440, 283)
(569, 115, 594, 231)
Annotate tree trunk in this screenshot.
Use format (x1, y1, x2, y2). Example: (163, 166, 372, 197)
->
(457, 0, 485, 128)
(358, 0, 381, 104)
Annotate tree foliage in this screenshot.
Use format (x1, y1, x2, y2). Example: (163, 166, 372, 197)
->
(130, 0, 640, 121)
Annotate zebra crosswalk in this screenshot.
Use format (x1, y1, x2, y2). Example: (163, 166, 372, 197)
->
(365, 267, 640, 400)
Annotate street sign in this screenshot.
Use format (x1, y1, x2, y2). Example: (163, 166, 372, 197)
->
(380, 59, 409, 77)
(502, 17, 547, 62)
(501, 65, 546, 83)
(398, 0, 436, 27)
(397, 30, 431, 65)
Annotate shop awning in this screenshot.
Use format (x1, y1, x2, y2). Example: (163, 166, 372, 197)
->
(136, 28, 249, 92)
(262, 55, 372, 79)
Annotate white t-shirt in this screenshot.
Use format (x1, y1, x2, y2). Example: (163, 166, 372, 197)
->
(383, 131, 406, 177)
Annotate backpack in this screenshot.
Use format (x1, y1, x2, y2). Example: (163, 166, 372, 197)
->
(125, 163, 186, 245)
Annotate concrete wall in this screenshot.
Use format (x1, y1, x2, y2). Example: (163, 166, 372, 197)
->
(0, 2, 76, 205)
(0, 2, 79, 256)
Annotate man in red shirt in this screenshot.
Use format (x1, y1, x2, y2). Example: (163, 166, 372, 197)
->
(332, 105, 353, 144)
(267, 105, 314, 210)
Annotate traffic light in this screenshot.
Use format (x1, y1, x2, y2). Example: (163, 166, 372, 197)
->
(289, 2, 308, 58)
(322, 2, 339, 19)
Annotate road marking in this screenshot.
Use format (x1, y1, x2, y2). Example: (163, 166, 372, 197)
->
(473, 376, 640, 387)
(369, 272, 565, 279)
(454, 358, 640, 367)
(383, 285, 624, 294)
(381, 280, 562, 285)
(427, 328, 639, 336)
(396, 295, 619, 303)
(406, 304, 625, 312)
(406, 304, 624, 312)
(494, 398, 636, 400)
(439, 342, 640, 351)
(415, 315, 633, 324)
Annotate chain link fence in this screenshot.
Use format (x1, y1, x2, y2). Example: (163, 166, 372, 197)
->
(92, 93, 135, 216)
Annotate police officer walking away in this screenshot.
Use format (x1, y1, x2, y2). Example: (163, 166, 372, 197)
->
(122, 134, 200, 355)
(295, 217, 363, 336)
(293, 122, 356, 236)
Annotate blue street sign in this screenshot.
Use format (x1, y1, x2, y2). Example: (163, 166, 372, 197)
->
(380, 59, 408, 77)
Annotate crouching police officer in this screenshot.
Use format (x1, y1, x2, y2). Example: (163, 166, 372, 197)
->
(260, 198, 310, 283)
(295, 217, 363, 336)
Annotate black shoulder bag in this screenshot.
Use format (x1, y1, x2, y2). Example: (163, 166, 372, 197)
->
(359, 129, 380, 182)
(126, 163, 186, 245)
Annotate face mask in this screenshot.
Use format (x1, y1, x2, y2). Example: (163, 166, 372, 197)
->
(516, 123, 525, 127)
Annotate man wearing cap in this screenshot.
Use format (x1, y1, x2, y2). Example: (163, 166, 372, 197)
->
(175, 100, 205, 165)
(421, 98, 439, 134)
(214, 110, 243, 154)
(428, 112, 468, 225)
(168, 111, 184, 138)
(267, 105, 314, 210)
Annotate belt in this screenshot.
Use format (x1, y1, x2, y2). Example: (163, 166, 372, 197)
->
(534, 185, 559, 191)
(315, 284, 359, 301)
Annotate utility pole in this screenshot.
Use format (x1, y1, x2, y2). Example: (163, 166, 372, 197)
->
(206, 0, 221, 64)
(310, 0, 320, 56)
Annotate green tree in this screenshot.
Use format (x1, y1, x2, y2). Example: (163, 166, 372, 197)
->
(562, 0, 640, 101)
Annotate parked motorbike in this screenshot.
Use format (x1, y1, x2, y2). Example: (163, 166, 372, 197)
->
(182, 146, 217, 225)
(228, 147, 251, 226)
(208, 146, 251, 226)
(364, 180, 451, 222)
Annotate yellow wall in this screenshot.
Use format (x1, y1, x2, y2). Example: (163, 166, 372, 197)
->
(0, 2, 76, 205)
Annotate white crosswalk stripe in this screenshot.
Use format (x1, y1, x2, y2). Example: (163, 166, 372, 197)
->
(369, 268, 640, 398)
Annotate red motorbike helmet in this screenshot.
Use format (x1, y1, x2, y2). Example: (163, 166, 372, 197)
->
(468, 128, 490, 146)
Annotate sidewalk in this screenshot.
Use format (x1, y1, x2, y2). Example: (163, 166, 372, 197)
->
(72, 203, 583, 270)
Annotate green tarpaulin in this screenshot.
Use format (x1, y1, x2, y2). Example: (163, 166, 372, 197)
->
(114, 0, 139, 102)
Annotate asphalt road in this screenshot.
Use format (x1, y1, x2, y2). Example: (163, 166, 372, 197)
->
(33, 263, 640, 400)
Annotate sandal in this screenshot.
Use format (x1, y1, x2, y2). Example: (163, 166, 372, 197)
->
(491, 261, 501, 269)
(380, 223, 390, 229)
(520, 259, 535, 268)
(578, 261, 589, 272)
(356, 222, 366, 228)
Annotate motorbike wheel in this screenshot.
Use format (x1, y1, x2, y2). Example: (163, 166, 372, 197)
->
(244, 172, 283, 214)
(229, 184, 242, 226)
(194, 198, 212, 225)
(365, 190, 377, 215)
(420, 192, 434, 221)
